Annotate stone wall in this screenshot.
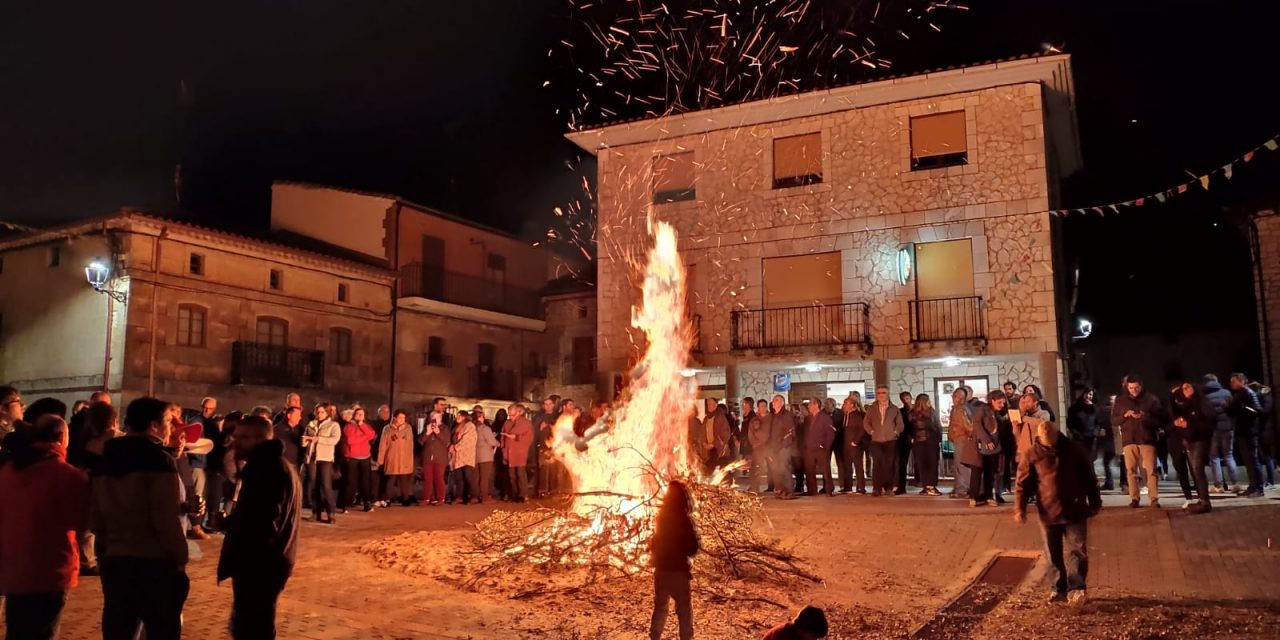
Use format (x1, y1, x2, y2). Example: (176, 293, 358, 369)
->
(889, 357, 1040, 401)
(1255, 211, 1280, 387)
(543, 292, 599, 403)
(594, 83, 1058, 372)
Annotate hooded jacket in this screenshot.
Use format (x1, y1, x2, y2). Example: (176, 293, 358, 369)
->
(1015, 438, 1102, 525)
(0, 442, 88, 595)
(89, 434, 187, 566)
(1168, 390, 1216, 444)
(1202, 381, 1234, 432)
(217, 438, 300, 587)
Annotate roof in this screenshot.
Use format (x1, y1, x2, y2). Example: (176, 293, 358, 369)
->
(273, 180, 526, 243)
(566, 52, 1081, 176)
(0, 210, 395, 279)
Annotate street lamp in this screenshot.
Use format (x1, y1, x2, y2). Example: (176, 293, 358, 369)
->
(1073, 318, 1094, 340)
(85, 258, 126, 303)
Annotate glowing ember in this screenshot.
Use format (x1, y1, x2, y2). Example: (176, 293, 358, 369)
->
(542, 219, 697, 568)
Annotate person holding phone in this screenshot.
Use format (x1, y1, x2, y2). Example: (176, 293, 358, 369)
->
(418, 409, 451, 505)
(1111, 375, 1163, 508)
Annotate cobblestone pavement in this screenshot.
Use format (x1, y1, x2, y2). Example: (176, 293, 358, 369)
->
(13, 481, 1280, 639)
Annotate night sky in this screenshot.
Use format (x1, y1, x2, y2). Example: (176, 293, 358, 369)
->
(2, 1, 1277, 372)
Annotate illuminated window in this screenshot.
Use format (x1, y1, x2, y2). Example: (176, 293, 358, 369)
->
(255, 317, 288, 347)
(910, 111, 968, 170)
(652, 152, 696, 203)
(773, 133, 823, 188)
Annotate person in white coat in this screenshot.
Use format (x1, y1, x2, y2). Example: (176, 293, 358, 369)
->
(301, 404, 341, 523)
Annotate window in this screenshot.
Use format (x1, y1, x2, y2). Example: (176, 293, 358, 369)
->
(337, 283, 349, 303)
(652, 152, 696, 203)
(425, 336, 449, 367)
(569, 336, 596, 384)
(269, 269, 282, 291)
(910, 111, 968, 170)
(328, 328, 352, 365)
(577, 304, 588, 319)
(48, 246, 61, 267)
(914, 239, 974, 299)
(773, 133, 823, 188)
(762, 252, 842, 308)
(188, 253, 205, 276)
(255, 317, 288, 347)
(486, 254, 507, 285)
(177, 305, 207, 348)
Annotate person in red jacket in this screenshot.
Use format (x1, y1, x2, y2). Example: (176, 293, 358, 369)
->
(761, 606, 829, 640)
(0, 415, 89, 640)
(341, 407, 378, 512)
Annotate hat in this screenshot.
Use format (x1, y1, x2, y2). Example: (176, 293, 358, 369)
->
(793, 606, 828, 637)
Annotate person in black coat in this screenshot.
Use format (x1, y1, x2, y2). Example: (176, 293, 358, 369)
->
(218, 415, 301, 640)
(1169, 383, 1216, 513)
(648, 481, 698, 640)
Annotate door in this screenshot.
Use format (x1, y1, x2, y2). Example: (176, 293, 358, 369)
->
(935, 376, 990, 428)
(478, 343, 497, 395)
(420, 235, 445, 299)
(914, 239, 977, 340)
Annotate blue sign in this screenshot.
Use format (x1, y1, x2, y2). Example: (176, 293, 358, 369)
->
(772, 372, 792, 392)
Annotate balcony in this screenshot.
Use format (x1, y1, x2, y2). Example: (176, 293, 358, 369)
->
(231, 342, 325, 389)
(399, 263, 543, 319)
(730, 302, 870, 351)
(909, 296, 986, 342)
(467, 366, 517, 399)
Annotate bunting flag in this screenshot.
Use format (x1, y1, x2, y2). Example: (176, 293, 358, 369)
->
(1050, 133, 1279, 218)
(0, 219, 37, 232)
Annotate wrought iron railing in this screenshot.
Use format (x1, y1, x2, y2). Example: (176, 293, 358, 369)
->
(231, 341, 325, 388)
(467, 366, 517, 399)
(398, 263, 543, 319)
(909, 296, 986, 342)
(730, 302, 870, 350)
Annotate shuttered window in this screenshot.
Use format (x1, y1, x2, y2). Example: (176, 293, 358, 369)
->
(910, 111, 968, 169)
(652, 152, 696, 203)
(773, 133, 823, 188)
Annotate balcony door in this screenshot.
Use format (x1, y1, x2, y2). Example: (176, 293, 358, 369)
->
(420, 235, 445, 299)
(757, 252, 842, 347)
(913, 239, 979, 340)
(477, 342, 496, 395)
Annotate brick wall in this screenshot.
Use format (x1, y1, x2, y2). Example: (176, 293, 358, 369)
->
(1255, 212, 1280, 386)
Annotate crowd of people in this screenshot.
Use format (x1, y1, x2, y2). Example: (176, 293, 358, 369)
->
(0, 370, 1272, 637)
(704, 374, 1275, 513)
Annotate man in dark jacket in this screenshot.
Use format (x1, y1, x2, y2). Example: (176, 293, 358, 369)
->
(1202, 374, 1238, 493)
(1111, 375, 1163, 508)
(1228, 374, 1266, 497)
(1014, 421, 1102, 605)
(802, 399, 837, 496)
(895, 391, 914, 494)
(648, 481, 698, 640)
(839, 395, 869, 494)
(90, 397, 189, 640)
(769, 396, 797, 499)
(218, 415, 301, 639)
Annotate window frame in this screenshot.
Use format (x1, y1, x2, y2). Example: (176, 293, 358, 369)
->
(652, 151, 697, 204)
(176, 304, 208, 348)
(425, 335, 450, 368)
(268, 269, 283, 291)
(48, 246, 61, 268)
(188, 252, 205, 276)
(772, 132, 824, 189)
(337, 282, 349, 303)
(328, 327, 353, 366)
(909, 111, 969, 171)
(255, 316, 289, 348)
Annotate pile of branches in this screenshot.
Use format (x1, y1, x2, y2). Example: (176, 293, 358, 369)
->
(460, 480, 820, 592)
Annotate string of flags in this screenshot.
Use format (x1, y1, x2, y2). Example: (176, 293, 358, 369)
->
(1050, 133, 1280, 217)
(0, 219, 37, 233)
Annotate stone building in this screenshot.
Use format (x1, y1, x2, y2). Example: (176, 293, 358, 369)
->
(567, 54, 1082, 421)
(0, 212, 394, 409)
(1252, 206, 1280, 388)
(542, 273, 600, 405)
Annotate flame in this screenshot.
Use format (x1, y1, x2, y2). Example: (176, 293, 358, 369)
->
(545, 220, 698, 567)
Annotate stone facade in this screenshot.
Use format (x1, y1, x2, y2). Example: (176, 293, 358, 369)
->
(1254, 209, 1280, 387)
(572, 56, 1079, 412)
(542, 291, 599, 403)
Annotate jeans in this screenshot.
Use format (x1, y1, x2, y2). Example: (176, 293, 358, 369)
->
(538, 459, 559, 495)
(951, 440, 970, 495)
(231, 577, 284, 640)
(895, 438, 913, 490)
(507, 465, 528, 500)
(1123, 444, 1159, 503)
(748, 453, 769, 493)
(839, 440, 870, 493)
(101, 557, 189, 640)
(205, 470, 226, 527)
(4, 591, 67, 640)
(1188, 440, 1211, 503)
(648, 570, 693, 640)
(1168, 437, 1194, 500)
(1041, 521, 1088, 595)
(477, 461, 494, 501)
(870, 441, 898, 493)
(452, 465, 478, 503)
(913, 440, 940, 488)
(311, 461, 335, 518)
(1210, 430, 1238, 488)
(341, 457, 373, 508)
(302, 462, 316, 509)
(1239, 433, 1265, 492)
(969, 454, 998, 502)
(384, 474, 413, 503)
(770, 449, 795, 497)
(802, 448, 832, 495)
(423, 462, 447, 503)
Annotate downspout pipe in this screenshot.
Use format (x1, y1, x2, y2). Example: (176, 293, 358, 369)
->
(388, 204, 402, 409)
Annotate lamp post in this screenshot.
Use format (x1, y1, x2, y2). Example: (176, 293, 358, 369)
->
(85, 257, 125, 394)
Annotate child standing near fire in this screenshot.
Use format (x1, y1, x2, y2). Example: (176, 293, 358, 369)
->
(648, 480, 698, 640)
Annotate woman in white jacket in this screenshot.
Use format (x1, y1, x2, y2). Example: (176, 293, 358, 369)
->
(448, 414, 480, 504)
(302, 403, 342, 523)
